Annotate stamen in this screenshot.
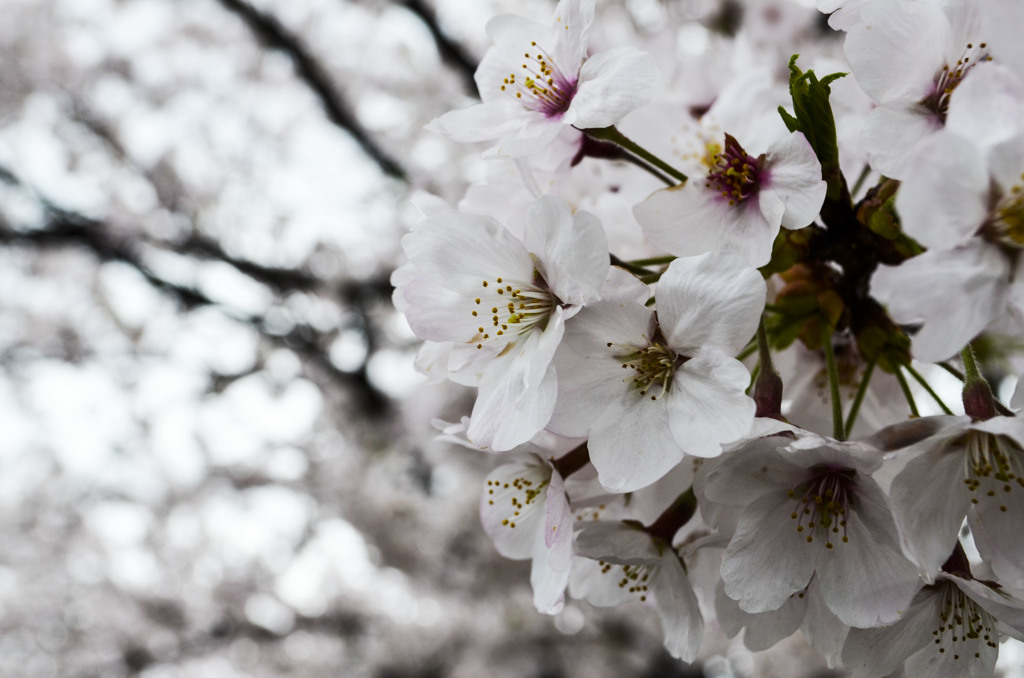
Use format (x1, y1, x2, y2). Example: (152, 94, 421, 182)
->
(922, 41, 993, 121)
(929, 580, 998, 661)
(961, 430, 1024, 512)
(704, 134, 764, 206)
(469, 273, 555, 350)
(500, 42, 578, 117)
(788, 466, 855, 547)
(596, 560, 653, 602)
(487, 468, 550, 530)
(615, 340, 686, 400)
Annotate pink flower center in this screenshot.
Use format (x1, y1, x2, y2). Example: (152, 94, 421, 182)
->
(787, 466, 855, 549)
(501, 42, 578, 118)
(704, 134, 765, 206)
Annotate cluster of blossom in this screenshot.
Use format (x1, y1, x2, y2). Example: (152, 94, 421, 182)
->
(394, 0, 1024, 674)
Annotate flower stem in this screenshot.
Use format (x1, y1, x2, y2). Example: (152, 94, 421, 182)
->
(550, 442, 590, 479)
(582, 126, 689, 184)
(628, 256, 676, 267)
(821, 322, 845, 440)
(646, 486, 697, 545)
(894, 368, 919, 417)
(902, 363, 953, 415)
(609, 254, 656, 277)
(849, 164, 872, 198)
(938, 361, 965, 382)
(844, 359, 875, 435)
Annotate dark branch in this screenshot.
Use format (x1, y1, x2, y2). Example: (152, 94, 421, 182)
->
(398, 0, 479, 94)
(0, 170, 392, 418)
(215, 0, 408, 181)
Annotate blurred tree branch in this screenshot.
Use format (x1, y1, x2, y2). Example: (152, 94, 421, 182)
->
(0, 166, 392, 417)
(396, 0, 479, 94)
(213, 0, 409, 181)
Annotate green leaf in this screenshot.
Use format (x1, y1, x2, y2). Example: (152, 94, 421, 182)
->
(778, 54, 847, 200)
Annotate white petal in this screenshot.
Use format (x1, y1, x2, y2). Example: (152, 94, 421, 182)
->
(800, 578, 850, 666)
(702, 437, 807, 507)
(521, 196, 608, 306)
(860, 103, 943, 179)
(666, 351, 755, 458)
(841, 589, 940, 678)
(844, 0, 949, 103)
(969, 478, 1024, 588)
(947, 63, 1024, 152)
(544, 470, 574, 570)
(634, 183, 777, 267)
(568, 48, 658, 129)
(895, 131, 990, 250)
(871, 242, 1011, 362)
(531, 517, 570, 614)
(721, 491, 821, 613)
(550, 0, 594, 71)
(889, 446, 972, 580)
(657, 251, 765, 356)
(467, 309, 564, 450)
(588, 389, 684, 492)
(574, 521, 661, 562)
(815, 506, 921, 627)
(654, 553, 704, 662)
(714, 580, 804, 651)
(763, 132, 827, 230)
(428, 99, 551, 147)
(480, 460, 551, 559)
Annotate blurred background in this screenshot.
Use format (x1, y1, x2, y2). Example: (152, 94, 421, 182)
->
(0, 0, 709, 676)
(0, 1, 1014, 677)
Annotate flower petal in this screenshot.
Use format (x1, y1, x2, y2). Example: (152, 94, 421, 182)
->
(657, 251, 765, 356)
(665, 351, 755, 458)
(654, 553, 704, 662)
(521, 196, 608, 306)
(568, 47, 658, 129)
(721, 491, 821, 613)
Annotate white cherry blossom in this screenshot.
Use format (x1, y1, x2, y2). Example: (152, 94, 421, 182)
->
(842, 572, 1024, 678)
(704, 432, 922, 627)
(633, 131, 825, 267)
(547, 252, 764, 492)
(393, 195, 608, 450)
(875, 414, 1024, 586)
(480, 453, 573, 614)
(570, 521, 704, 662)
(426, 0, 657, 158)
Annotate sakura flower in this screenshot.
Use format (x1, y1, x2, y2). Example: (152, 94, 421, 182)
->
(871, 62, 1024, 361)
(632, 131, 825, 267)
(703, 433, 922, 627)
(392, 195, 608, 450)
(874, 414, 1024, 586)
(480, 453, 574, 614)
(426, 0, 657, 158)
(547, 252, 764, 492)
(844, 0, 996, 178)
(570, 520, 704, 661)
(842, 570, 1024, 678)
